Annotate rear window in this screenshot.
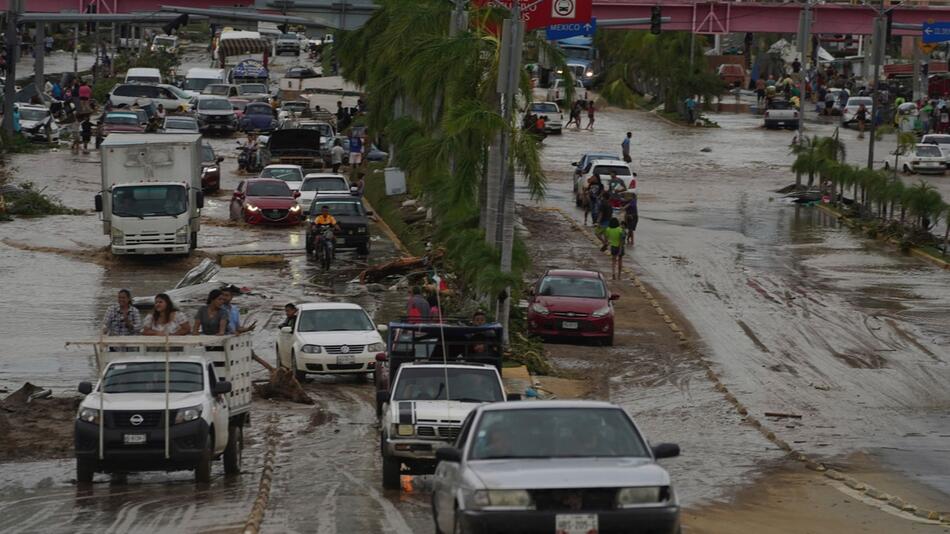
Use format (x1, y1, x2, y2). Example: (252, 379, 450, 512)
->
(538, 275, 606, 298)
(301, 177, 347, 192)
(849, 98, 872, 107)
(916, 145, 942, 157)
(262, 167, 304, 182)
(530, 103, 559, 113)
(592, 165, 631, 176)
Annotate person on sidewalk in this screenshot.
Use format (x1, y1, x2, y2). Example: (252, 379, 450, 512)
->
(604, 218, 626, 280)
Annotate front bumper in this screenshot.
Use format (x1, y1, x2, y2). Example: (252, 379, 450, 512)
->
(911, 162, 945, 174)
(764, 118, 796, 129)
(75, 418, 209, 472)
(298, 352, 375, 374)
(244, 208, 302, 225)
(528, 313, 613, 339)
(111, 243, 190, 255)
(383, 436, 451, 461)
(458, 506, 680, 534)
(202, 172, 220, 191)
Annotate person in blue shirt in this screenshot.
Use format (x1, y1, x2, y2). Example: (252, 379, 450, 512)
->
(12, 105, 20, 133)
(222, 285, 256, 334)
(348, 132, 364, 167)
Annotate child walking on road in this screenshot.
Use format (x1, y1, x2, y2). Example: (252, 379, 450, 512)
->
(604, 217, 626, 280)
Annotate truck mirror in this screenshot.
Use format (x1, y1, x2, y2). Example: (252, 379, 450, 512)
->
(609, 293, 620, 301)
(94, 194, 103, 212)
(78, 381, 93, 395)
(212, 381, 232, 395)
(280, 326, 292, 333)
(652, 443, 680, 459)
(376, 324, 388, 333)
(196, 191, 204, 209)
(376, 390, 389, 405)
(216, 156, 224, 163)
(435, 447, 462, 463)
(365, 210, 374, 217)
(506, 393, 522, 401)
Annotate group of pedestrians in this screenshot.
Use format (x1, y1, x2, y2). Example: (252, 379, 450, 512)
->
(564, 99, 596, 130)
(100, 286, 257, 337)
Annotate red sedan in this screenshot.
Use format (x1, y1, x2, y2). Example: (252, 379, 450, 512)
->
(229, 178, 303, 225)
(526, 269, 619, 345)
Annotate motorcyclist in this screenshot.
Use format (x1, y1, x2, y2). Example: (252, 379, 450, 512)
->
(312, 205, 342, 256)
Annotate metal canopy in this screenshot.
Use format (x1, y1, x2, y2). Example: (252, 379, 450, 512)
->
(160, 5, 337, 29)
(18, 12, 196, 23)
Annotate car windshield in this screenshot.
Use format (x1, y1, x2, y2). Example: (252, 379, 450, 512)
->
(592, 165, 631, 177)
(165, 118, 197, 130)
(166, 85, 190, 99)
(199, 99, 231, 110)
(925, 136, 950, 145)
(247, 181, 291, 197)
(300, 123, 332, 136)
(112, 185, 188, 217)
(297, 308, 373, 332)
(104, 113, 139, 125)
(279, 33, 296, 40)
(154, 37, 176, 47)
(530, 103, 558, 113)
(917, 145, 942, 157)
(538, 275, 606, 298)
(202, 145, 215, 161)
(184, 78, 216, 91)
(769, 100, 791, 110)
(310, 200, 363, 216)
(470, 408, 649, 460)
(19, 108, 47, 121)
(283, 102, 308, 112)
(262, 167, 303, 182)
(240, 84, 267, 94)
(247, 104, 272, 115)
(290, 68, 314, 77)
(849, 98, 872, 107)
(205, 86, 230, 96)
(102, 362, 203, 393)
(394, 368, 504, 402)
(301, 177, 346, 192)
(562, 46, 592, 61)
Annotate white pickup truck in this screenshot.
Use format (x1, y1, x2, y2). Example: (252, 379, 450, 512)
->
(763, 98, 799, 130)
(71, 334, 253, 483)
(378, 362, 510, 491)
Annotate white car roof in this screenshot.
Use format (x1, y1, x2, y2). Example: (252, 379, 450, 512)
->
(263, 164, 303, 170)
(480, 399, 620, 412)
(197, 95, 229, 101)
(187, 68, 225, 77)
(304, 173, 347, 179)
(18, 104, 48, 111)
(400, 362, 497, 370)
(297, 302, 366, 311)
(127, 67, 160, 75)
(589, 159, 629, 167)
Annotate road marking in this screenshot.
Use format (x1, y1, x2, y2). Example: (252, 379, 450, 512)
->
(339, 470, 414, 534)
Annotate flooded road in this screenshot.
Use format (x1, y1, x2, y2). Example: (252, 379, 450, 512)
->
(523, 106, 950, 504)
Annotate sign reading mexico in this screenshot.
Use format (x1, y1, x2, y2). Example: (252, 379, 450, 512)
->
(472, 0, 593, 31)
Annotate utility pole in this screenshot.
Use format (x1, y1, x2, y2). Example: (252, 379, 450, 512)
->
(494, 0, 523, 346)
(796, 2, 812, 145)
(33, 23, 45, 95)
(2, 0, 23, 136)
(867, 14, 886, 169)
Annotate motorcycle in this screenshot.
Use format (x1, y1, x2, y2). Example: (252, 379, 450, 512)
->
(237, 141, 262, 173)
(310, 225, 336, 271)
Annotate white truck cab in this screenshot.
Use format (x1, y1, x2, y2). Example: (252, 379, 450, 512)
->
(71, 334, 253, 483)
(378, 362, 509, 490)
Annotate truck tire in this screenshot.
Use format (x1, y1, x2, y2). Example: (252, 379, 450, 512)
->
(223, 424, 243, 475)
(357, 242, 370, 256)
(195, 432, 213, 483)
(382, 451, 401, 490)
(190, 232, 197, 251)
(76, 458, 95, 484)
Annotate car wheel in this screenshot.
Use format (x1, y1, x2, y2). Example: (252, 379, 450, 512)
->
(604, 333, 614, 347)
(194, 431, 213, 483)
(223, 424, 243, 475)
(357, 242, 369, 256)
(291, 351, 307, 382)
(76, 458, 95, 484)
(190, 232, 197, 251)
(381, 447, 401, 490)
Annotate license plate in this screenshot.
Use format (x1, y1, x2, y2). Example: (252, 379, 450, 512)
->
(562, 321, 579, 329)
(123, 434, 146, 445)
(336, 354, 355, 365)
(555, 513, 598, 534)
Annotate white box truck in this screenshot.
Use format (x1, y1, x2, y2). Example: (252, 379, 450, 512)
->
(70, 334, 254, 483)
(95, 134, 204, 255)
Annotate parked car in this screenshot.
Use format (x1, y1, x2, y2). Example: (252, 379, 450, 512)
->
(905, 143, 946, 175)
(240, 102, 278, 132)
(717, 63, 746, 88)
(366, 144, 389, 162)
(275, 33, 301, 55)
(574, 159, 634, 206)
(150, 34, 179, 53)
(431, 401, 681, 534)
(527, 269, 618, 345)
(260, 164, 305, 191)
(278, 100, 312, 122)
(285, 66, 320, 79)
(920, 134, 950, 167)
(108, 83, 192, 111)
(237, 83, 270, 102)
(841, 96, 873, 127)
(96, 111, 145, 145)
(202, 84, 240, 98)
(275, 302, 386, 379)
(525, 101, 563, 134)
(305, 194, 372, 256)
(124, 67, 162, 84)
(546, 77, 587, 103)
(763, 98, 799, 130)
(195, 95, 238, 134)
(161, 115, 200, 134)
(379, 362, 507, 490)
(229, 178, 303, 224)
(16, 104, 59, 142)
(298, 173, 351, 206)
(201, 143, 224, 192)
(572, 153, 621, 189)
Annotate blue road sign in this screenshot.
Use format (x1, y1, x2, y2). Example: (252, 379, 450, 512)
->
(546, 18, 596, 40)
(922, 22, 950, 44)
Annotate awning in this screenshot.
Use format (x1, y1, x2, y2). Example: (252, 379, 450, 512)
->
(217, 37, 268, 57)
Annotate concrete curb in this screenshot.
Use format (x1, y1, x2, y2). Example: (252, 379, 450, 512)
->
(242, 413, 280, 534)
(544, 205, 950, 527)
(361, 196, 411, 256)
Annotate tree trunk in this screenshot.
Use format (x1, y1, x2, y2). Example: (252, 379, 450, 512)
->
(796, 171, 802, 189)
(483, 133, 502, 242)
(807, 171, 814, 188)
(943, 220, 949, 256)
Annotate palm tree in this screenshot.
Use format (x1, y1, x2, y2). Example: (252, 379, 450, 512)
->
(790, 136, 824, 189)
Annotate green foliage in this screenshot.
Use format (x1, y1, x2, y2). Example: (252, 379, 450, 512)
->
(92, 76, 119, 104)
(1, 182, 83, 219)
(113, 49, 180, 81)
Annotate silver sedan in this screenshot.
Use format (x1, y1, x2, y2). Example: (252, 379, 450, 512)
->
(431, 400, 681, 534)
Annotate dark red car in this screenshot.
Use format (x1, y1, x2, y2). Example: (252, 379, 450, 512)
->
(95, 111, 145, 147)
(229, 178, 303, 225)
(526, 269, 618, 345)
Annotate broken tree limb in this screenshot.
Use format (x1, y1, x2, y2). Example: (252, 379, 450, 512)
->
(250, 350, 312, 404)
(764, 412, 803, 419)
(359, 249, 444, 284)
(252, 351, 276, 373)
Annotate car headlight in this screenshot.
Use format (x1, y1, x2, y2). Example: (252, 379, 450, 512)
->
(289, 204, 301, 212)
(394, 424, 414, 436)
(301, 344, 322, 353)
(616, 486, 667, 507)
(174, 405, 203, 424)
(367, 342, 385, 352)
(245, 204, 260, 212)
(203, 166, 219, 175)
(78, 407, 100, 424)
(175, 225, 189, 244)
(111, 227, 125, 245)
(586, 71, 594, 77)
(530, 303, 549, 315)
(471, 490, 534, 510)
(591, 305, 611, 317)
(357, 226, 367, 234)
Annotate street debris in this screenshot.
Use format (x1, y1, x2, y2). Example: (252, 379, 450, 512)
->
(359, 250, 444, 284)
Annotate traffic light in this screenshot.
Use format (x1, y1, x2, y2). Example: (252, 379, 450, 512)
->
(651, 6, 662, 35)
(162, 13, 188, 36)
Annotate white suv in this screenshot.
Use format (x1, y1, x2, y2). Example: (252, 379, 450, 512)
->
(276, 302, 386, 379)
(379, 362, 507, 490)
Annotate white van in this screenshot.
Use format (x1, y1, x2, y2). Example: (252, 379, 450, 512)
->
(109, 83, 193, 111)
(182, 67, 228, 98)
(125, 67, 162, 84)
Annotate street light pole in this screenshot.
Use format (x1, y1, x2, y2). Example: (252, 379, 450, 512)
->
(2, 0, 22, 137)
(867, 15, 885, 169)
(796, 2, 812, 146)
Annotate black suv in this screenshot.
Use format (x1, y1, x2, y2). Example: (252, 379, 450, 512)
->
(306, 195, 371, 256)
